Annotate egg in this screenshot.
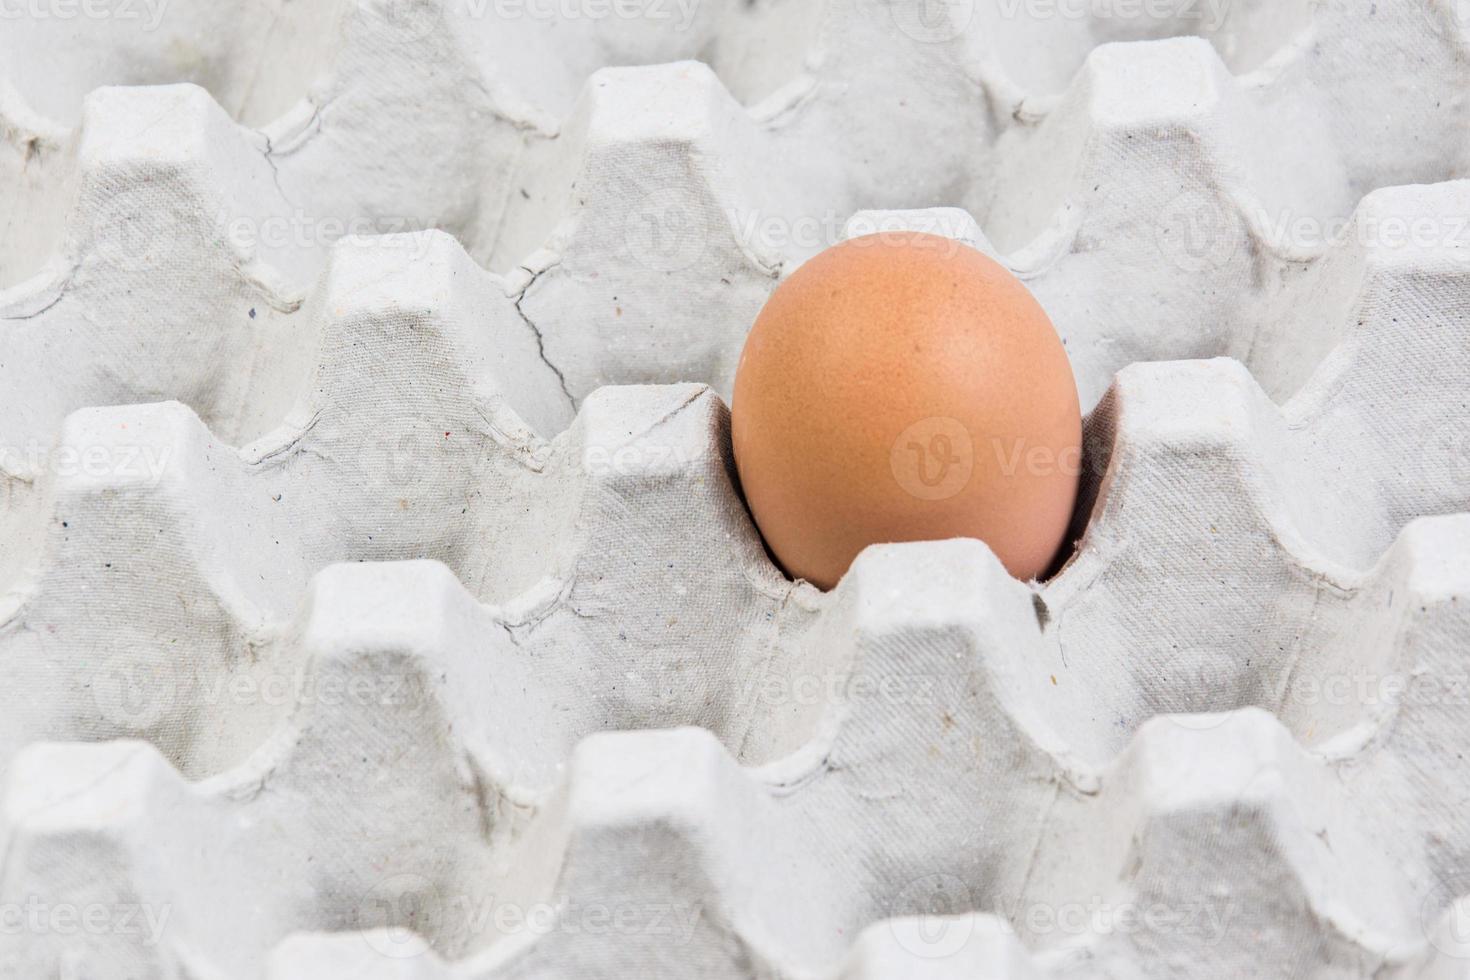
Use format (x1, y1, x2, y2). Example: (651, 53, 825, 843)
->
(731, 232, 1083, 590)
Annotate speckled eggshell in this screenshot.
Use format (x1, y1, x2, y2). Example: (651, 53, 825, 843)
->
(731, 232, 1083, 590)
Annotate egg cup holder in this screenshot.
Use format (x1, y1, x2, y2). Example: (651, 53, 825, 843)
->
(2, 0, 1470, 977)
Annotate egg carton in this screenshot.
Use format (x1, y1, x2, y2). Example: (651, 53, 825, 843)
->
(3, 0, 1470, 978)
(5, 0, 1470, 420)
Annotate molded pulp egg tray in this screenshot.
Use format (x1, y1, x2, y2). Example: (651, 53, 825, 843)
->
(3, 0, 1470, 977)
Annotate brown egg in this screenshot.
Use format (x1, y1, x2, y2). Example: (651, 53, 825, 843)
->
(731, 232, 1082, 590)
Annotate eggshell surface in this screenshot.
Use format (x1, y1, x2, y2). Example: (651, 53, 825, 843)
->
(731, 233, 1083, 590)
